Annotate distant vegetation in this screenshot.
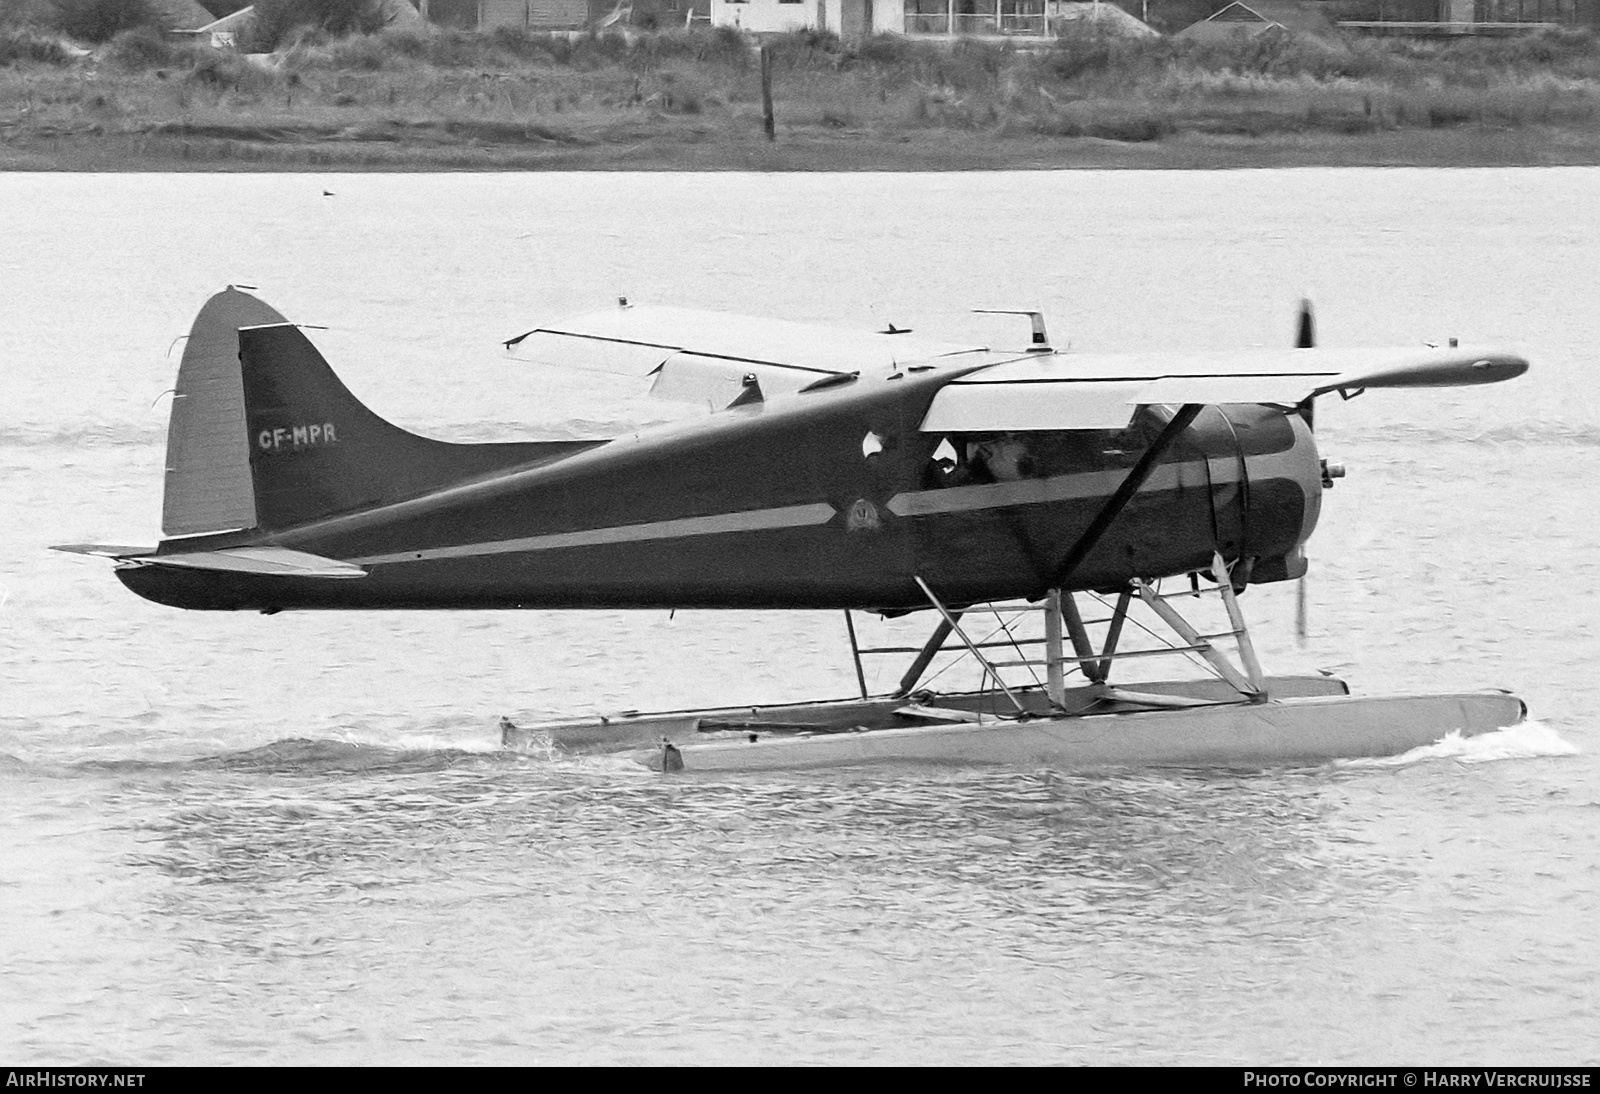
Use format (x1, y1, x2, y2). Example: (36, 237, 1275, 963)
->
(247, 0, 393, 52)
(4, 19, 1600, 169)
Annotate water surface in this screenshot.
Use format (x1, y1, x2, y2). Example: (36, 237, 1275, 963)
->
(1, 170, 1595, 1064)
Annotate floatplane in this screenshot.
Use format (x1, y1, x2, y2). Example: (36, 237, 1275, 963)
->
(56, 287, 1529, 772)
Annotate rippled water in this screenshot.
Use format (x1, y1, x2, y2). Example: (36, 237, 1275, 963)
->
(2, 170, 1597, 1063)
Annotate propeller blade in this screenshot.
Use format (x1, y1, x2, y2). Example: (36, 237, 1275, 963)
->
(1295, 298, 1317, 429)
(1295, 298, 1316, 349)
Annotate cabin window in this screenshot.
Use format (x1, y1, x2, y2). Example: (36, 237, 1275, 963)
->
(924, 417, 1165, 488)
(967, 435, 1035, 482)
(923, 432, 1037, 486)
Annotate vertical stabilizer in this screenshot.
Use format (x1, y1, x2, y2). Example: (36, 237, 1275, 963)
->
(162, 288, 289, 536)
(236, 323, 605, 532)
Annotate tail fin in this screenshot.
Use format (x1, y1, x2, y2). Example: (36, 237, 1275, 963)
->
(163, 289, 603, 537)
(163, 287, 288, 537)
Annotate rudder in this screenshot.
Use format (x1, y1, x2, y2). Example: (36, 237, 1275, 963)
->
(163, 287, 288, 537)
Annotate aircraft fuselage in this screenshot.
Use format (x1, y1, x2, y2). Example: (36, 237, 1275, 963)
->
(118, 365, 1322, 613)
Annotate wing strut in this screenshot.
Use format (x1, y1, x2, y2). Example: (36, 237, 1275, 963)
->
(1041, 404, 1205, 594)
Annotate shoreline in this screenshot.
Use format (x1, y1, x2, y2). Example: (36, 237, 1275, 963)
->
(9, 24, 1600, 172)
(7, 125, 1600, 172)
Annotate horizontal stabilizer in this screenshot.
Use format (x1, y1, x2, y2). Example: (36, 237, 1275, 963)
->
(131, 547, 366, 579)
(51, 543, 156, 559)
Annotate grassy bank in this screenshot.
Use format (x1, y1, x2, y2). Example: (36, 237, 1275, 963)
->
(6, 22, 1600, 170)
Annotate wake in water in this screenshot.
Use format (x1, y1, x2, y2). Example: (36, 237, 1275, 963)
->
(1336, 719, 1578, 769)
(0, 727, 636, 781)
(8, 723, 1575, 780)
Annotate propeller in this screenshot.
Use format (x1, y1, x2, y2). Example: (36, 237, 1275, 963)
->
(1294, 297, 1314, 644)
(1295, 297, 1316, 349)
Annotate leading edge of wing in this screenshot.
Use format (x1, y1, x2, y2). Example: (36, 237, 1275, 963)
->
(921, 345, 1529, 432)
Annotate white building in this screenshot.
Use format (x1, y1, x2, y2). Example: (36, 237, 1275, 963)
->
(709, 0, 1156, 38)
(418, 0, 591, 30)
(709, 0, 897, 34)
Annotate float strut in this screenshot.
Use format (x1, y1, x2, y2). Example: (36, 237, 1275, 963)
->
(893, 612, 961, 698)
(1060, 591, 1104, 685)
(844, 610, 869, 700)
(1133, 578, 1263, 700)
(1043, 589, 1066, 706)
(913, 577, 1026, 715)
(1096, 589, 1132, 683)
(1213, 552, 1266, 694)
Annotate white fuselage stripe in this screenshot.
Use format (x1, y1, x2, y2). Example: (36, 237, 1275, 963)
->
(347, 451, 1299, 567)
(886, 458, 1247, 518)
(349, 502, 840, 566)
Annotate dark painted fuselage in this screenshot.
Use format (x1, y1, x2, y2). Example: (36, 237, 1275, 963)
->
(119, 360, 1322, 613)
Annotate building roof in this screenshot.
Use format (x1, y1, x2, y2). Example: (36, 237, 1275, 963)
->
(372, 0, 423, 26)
(191, 4, 255, 34)
(17, 0, 219, 29)
(1054, 2, 1160, 38)
(1233, 0, 1338, 33)
(185, 0, 421, 42)
(147, 0, 219, 29)
(1177, 0, 1340, 41)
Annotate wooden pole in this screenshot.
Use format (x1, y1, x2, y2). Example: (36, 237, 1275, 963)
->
(760, 45, 776, 142)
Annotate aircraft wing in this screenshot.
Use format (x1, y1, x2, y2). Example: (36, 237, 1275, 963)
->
(505, 304, 990, 408)
(921, 345, 1529, 432)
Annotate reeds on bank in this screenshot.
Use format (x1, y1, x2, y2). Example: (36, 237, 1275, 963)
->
(4, 20, 1600, 168)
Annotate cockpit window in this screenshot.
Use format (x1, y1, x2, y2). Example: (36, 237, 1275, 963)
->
(923, 412, 1165, 489)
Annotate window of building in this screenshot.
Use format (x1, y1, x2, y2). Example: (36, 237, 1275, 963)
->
(424, 0, 481, 29)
